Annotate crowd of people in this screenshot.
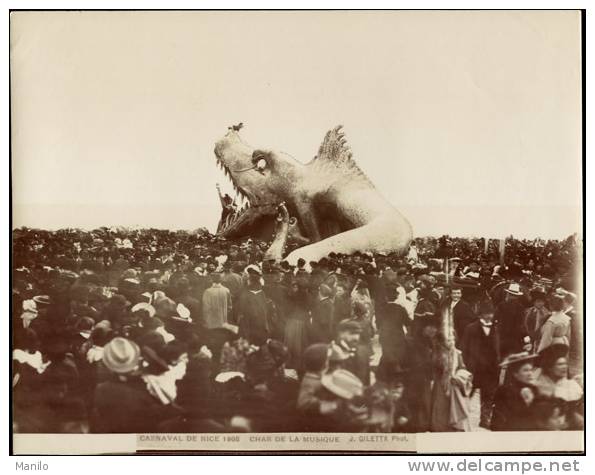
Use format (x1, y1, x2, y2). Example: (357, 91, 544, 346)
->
(12, 226, 583, 434)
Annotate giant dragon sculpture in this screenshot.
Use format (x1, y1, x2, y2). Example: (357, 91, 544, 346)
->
(213, 125, 412, 265)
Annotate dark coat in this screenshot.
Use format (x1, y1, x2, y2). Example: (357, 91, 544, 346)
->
(404, 336, 434, 432)
(332, 295, 352, 332)
(93, 376, 176, 433)
(368, 276, 391, 327)
(378, 302, 410, 379)
(451, 300, 476, 347)
(494, 299, 529, 356)
(176, 354, 212, 416)
(404, 335, 449, 432)
(491, 380, 537, 431)
(309, 297, 334, 343)
(461, 320, 501, 389)
(237, 289, 271, 345)
(221, 271, 243, 301)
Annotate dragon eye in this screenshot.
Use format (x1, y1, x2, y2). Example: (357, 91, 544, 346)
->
(256, 158, 267, 170)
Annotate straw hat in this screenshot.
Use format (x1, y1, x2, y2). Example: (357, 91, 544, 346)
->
(102, 337, 140, 374)
(504, 282, 523, 296)
(32, 295, 51, 306)
(131, 302, 156, 318)
(321, 369, 364, 400)
(499, 351, 538, 369)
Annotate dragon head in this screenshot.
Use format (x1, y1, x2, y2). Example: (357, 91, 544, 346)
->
(214, 128, 303, 205)
(213, 127, 304, 237)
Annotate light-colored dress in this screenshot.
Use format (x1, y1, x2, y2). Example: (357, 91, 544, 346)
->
(537, 312, 571, 353)
(535, 373, 583, 402)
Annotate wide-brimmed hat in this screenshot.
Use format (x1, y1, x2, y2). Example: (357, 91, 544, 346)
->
(102, 337, 140, 374)
(215, 371, 245, 383)
(499, 351, 538, 369)
(59, 270, 79, 281)
(245, 264, 262, 276)
(121, 268, 138, 279)
(32, 295, 51, 306)
(553, 287, 567, 296)
(131, 302, 156, 318)
(537, 344, 569, 369)
(172, 303, 192, 323)
(321, 369, 364, 400)
(504, 282, 523, 296)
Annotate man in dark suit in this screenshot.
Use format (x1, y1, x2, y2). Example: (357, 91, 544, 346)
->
(237, 271, 271, 345)
(494, 282, 530, 357)
(462, 299, 501, 429)
(309, 284, 334, 344)
(377, 286, 410, 382)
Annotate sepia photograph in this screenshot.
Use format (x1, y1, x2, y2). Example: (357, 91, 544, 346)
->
(9, 9, 584, 454)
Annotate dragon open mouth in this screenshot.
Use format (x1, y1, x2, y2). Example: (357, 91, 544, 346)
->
(215, 154, 255, 234)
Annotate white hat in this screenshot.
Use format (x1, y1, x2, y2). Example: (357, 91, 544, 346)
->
(245, 264, 262, 276)
(222, 323, 239, 334)
(554, 287, 569, 297)
(321, 369, 364, 400)
(175, 303, 192, 322)
(215, 371, 245, 383)
(504, 282, 523, 296)
(131, 302, 156, 318)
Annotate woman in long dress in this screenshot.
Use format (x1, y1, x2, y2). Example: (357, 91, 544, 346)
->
(283, 281, 311, 371)
(429, 334, 472, 432)
(407, 315, 471, 432)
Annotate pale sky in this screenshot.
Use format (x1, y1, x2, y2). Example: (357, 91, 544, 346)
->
(10, 10, 582, 238)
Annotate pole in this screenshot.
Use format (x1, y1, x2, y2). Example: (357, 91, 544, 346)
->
(499, 238, 506, 266)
